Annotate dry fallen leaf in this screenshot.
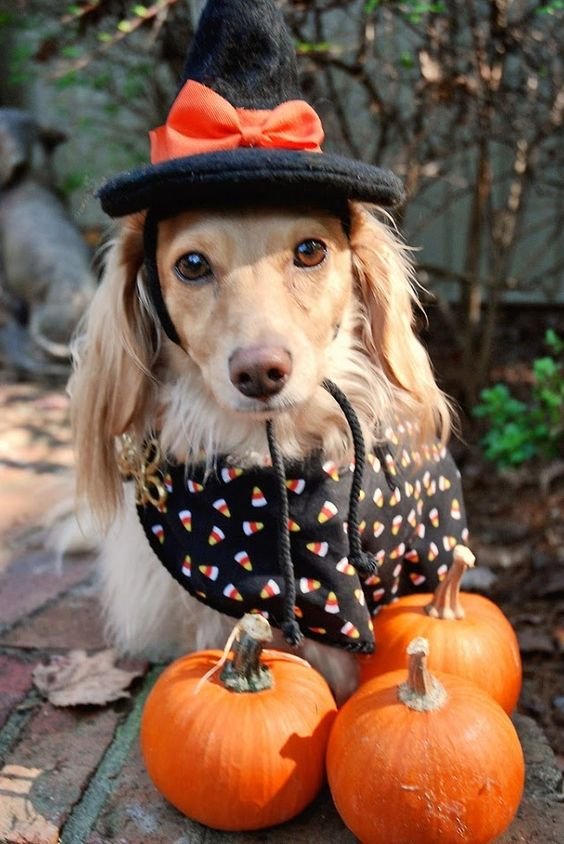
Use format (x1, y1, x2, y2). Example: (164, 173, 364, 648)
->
(32, 649, 145, 707)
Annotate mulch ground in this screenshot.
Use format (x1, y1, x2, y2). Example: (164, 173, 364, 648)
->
(425, 303, 564, 767)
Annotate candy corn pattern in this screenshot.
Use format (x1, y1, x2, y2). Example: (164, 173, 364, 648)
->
(427, 542, 439, 562)
(223, 583, 243, 601)
(364, 573, 381, 586)
(318, 500, 338, 523)
(286, 478, 305, 494)
(324, 592, 340, 614)
(139, 433, 467, 654)
(306, 541, 329, 557)
(322, 460, 340, 481)
(221, 467, 243, 483)
(234, 551, 252, 571)
(300, 578, 321, 593)
(389, 543, 406, 560)
(212, 498, 231, 517)
(199, 565, 219, 581)
(341, 621, 360, 639)
(437, 563, 448, 580)
(251, 486, 267, 507)
(243, 521, 264, 535)
(151, 524, 164, 544)
(178, 509, 192, 531)
(373, 520, 385, 537)
(260, 578, 281, 598)
(336, 558, 355, 575)
(389, 487, 401, 507)
(208, 526, 225, 546)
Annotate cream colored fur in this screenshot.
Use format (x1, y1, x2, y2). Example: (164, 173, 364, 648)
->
(70, 202, 451, 703)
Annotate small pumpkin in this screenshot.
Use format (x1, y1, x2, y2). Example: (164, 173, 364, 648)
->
(141, 613, 337, 831)
(328, 637, 525, 844)
(359, 545, 522, 712)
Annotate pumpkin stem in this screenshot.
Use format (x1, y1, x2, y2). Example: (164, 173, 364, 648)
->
(398, 637, 447, 711)
(220, 614, 274, 693)
(425, 545, 475, 620)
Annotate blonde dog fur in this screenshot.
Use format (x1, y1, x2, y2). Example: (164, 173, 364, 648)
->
(70, 201, 451, 701)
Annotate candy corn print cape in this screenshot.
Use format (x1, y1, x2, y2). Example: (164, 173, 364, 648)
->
(138, 440, 468, 654)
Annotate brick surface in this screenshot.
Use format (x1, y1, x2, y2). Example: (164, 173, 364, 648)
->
(84, 712, 563, 844)
(0, 701, 121, 843)
(0, 582, 106, 651)
(0, 551, 94, 632)
(0, 654, 35, 730)
(88, 744, 355, 844)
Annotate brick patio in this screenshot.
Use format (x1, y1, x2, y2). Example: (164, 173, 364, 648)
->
(1, 384, 563, 843)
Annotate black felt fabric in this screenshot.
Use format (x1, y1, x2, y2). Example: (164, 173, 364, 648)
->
(179, 0, 301, 109)
(137, 443, 468, 653)
(97, 0, 405, 219)
(98, 149, 405, 219)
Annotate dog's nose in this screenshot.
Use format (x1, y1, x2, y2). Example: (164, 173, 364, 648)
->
(229, 345, 292, 399)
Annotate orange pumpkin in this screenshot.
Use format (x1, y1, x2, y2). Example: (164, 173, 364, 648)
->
(359, 545, 522, 712)
(141, 613, 337, 831)
(328, 637, 525, 844)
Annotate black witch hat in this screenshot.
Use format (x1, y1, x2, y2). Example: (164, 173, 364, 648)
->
(98, 0, 404, 218)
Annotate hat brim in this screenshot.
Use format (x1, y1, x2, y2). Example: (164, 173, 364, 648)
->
(97, 148, 404, 218)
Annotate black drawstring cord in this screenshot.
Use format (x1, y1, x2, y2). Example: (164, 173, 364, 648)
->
(266, 378, 379, 646)
(321, 379, 377, 577)
(266, 419, 304, 647)
(143, 208, 183, 347)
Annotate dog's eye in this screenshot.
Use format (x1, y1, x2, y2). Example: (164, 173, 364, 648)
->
(293, 239, 327, 268)
(174, 252, 212, 283)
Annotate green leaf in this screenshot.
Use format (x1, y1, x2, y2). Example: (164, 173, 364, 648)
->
(400, 51, 415, 69)
(55, 71, 79, 89)
(61, 171, 88, 195)
(61, 45, 82, 59)
(534, 357, 558, 379)
(545, 329, 564, 355)
(294, 40, 333, 54)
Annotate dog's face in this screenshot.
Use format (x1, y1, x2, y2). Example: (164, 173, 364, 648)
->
(156, 208, 353, 416)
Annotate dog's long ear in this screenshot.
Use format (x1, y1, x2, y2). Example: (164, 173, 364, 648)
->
(349, 202, 452, 444)
(70, 214, 158, 524)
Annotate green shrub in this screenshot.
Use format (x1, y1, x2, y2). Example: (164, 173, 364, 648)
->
(473, 330, 563, 468)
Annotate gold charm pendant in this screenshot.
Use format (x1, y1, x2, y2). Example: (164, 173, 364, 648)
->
(117, 433, 168, 510)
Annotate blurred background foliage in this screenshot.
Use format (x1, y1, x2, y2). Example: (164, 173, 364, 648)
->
(1, 0, 563, 414)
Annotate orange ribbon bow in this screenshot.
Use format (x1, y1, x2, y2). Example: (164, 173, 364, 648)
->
(150, 80, 324, 163)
